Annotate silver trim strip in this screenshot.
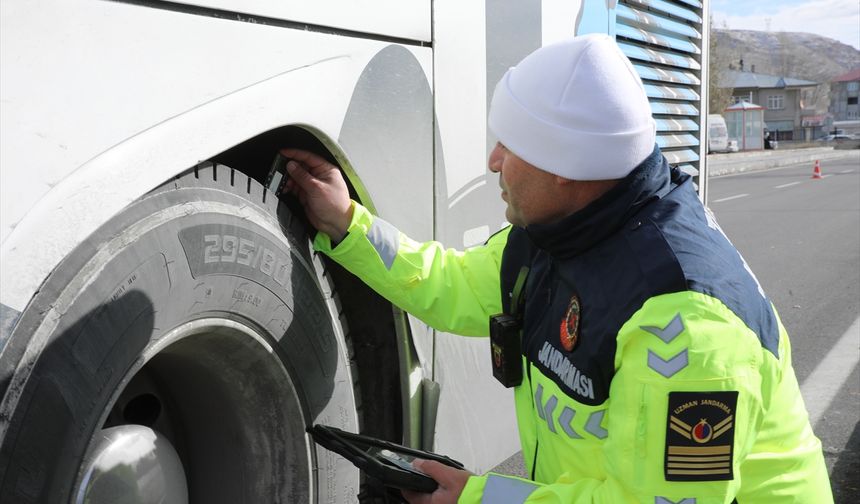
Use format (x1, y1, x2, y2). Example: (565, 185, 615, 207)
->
(367, 217, 400, 270)
(648, 349, 689, 378)
(585, 410, 609, 439)
(481, 474, 540, 504)
(641, 313, 685, 343)
(534, 383, 559, 433)
(656, 497, 697, 504)
(535, 383, 546, 420)
(558, 406, 583, 439)
(542, 394, 559, 433)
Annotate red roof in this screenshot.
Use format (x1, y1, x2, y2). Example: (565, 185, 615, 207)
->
(832, 68, 860, 82)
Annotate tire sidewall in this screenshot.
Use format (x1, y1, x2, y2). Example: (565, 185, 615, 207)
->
(0, 166, 359, 503)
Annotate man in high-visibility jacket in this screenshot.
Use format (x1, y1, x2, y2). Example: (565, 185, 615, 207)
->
(283, 34, 832, 503)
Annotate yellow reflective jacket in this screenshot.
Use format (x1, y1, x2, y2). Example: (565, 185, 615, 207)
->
(315, 150, 832, 503)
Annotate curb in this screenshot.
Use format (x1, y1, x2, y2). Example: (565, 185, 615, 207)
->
(707, 149, 860, 177)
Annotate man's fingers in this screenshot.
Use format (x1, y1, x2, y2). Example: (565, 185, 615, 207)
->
(279, 148, 351, 240)
(413, 460, 452, 484)
(286, 161, 318, 191)
(280, 148, 332, 171)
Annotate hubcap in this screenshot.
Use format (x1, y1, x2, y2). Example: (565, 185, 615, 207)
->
(76, 425, 187, 504)
(75, 318, 312, 503)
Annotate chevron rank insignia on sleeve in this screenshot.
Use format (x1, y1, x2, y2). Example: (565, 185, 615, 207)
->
(665, 391, 738, 482)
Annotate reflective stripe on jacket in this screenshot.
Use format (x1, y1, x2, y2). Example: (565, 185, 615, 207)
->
(314, 147, 832, 503)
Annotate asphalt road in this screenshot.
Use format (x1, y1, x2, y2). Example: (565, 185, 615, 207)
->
(709, 156, 860, 502)
(491, 154, 860, 501)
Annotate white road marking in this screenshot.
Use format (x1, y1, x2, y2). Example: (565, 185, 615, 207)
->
(711, 193, 749, 203)
(775, 181, 801, 189)
(800, 316, 860, 427)
(840, 169, 855, 174)
(819, 174, 833, 179)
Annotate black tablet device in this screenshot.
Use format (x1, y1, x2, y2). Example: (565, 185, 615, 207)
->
(308, 424, 465, 493)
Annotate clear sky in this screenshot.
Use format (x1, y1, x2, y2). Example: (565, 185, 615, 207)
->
(711, 0, 860, 50)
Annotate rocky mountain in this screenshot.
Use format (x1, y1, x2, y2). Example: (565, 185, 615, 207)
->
(713, 29, 859, 82)
(711, 29, 860, 112)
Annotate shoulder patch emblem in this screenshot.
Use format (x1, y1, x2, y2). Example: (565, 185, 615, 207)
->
(559, 294, 581, 352)
(665, 391, 738, 482)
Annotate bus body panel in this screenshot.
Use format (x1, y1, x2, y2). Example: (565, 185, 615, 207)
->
(1, 0, 708, 477)
(172, 0, 432, 42)
(1, 0, 433, 311)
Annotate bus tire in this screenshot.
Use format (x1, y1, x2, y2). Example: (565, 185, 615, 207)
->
(0, 163, 360, 503)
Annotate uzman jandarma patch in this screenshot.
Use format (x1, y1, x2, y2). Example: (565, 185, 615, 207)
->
(664, 391, 738, 482)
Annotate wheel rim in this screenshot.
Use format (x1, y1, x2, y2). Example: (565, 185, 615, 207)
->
(76, 424, 187, 504)
(75, 317, 313, 503)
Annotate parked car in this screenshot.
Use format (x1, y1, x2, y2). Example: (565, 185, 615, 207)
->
(817, 134, 855, 142)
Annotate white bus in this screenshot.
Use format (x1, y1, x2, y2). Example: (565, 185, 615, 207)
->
(0, 1, 709, 502)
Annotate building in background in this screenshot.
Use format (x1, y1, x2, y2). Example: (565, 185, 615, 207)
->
(800, 113, 829, 141)
(719, 69, 817, 141)
(724, 101, 765, 151)
(829, 68, 860, 121)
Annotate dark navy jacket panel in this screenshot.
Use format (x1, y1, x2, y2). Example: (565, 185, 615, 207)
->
(499, 147, 780, 406)
(646, 173, 780, 357)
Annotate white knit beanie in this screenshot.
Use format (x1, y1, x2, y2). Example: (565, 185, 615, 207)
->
(488, 34, 656, 180)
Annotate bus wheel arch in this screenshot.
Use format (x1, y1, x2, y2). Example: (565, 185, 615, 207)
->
(208, 123, 404, 443)
(0, 159, 394, 503)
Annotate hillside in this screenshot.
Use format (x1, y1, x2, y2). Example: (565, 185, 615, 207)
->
(713, 29, 859, 83)
(711, 29, 860, 112)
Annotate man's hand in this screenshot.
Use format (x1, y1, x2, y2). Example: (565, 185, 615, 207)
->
(402, 459, 473, 504)
(280, 148, 353, 243)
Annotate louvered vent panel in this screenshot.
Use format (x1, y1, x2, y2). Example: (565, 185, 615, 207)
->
(617, 0, 705, 190)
